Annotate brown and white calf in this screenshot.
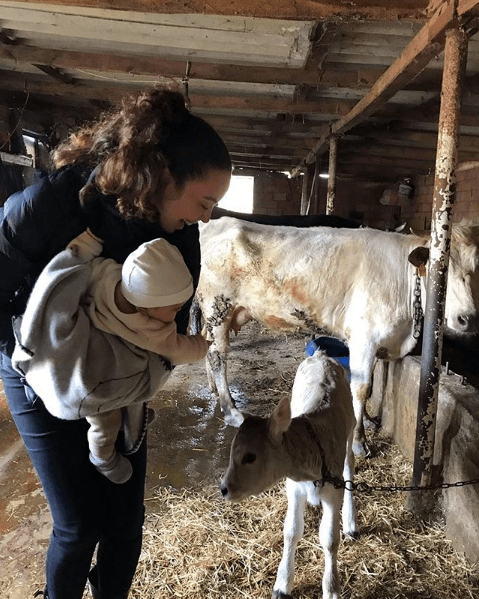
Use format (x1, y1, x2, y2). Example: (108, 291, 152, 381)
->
(197, 218, 479, 456)
(220, 351, 357, 599)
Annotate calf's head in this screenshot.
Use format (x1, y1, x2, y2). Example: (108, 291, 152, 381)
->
(220, 397, 291, 501)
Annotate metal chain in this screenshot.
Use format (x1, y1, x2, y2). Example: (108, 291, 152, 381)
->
(412, 271, 424, 339)
(322, 474, 479, 494)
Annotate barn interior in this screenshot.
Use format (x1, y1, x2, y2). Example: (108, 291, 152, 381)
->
(2, 0, 479, 597)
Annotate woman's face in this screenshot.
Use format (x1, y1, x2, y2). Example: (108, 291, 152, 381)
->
(158, 169, 231, 233)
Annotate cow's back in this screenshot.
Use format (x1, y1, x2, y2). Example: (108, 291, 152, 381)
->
(199, 218, 418, 337)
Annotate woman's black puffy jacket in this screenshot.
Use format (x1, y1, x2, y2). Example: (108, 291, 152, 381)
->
(0, 164, 200, 356)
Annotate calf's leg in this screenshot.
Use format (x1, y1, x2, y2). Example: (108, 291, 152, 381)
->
(319, 484, 343, 599)
(341, 431, 358, 538)
(272, 480, 307, 599)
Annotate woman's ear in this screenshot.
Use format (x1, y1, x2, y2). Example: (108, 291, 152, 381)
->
(268, 397, 292, 442)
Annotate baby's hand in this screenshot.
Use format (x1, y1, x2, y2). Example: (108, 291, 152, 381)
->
(201, 325, 214, 343)
(191, 334, 211, 353)
(67, 229, 103, 261)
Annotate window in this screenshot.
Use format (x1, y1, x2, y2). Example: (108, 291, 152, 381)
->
(218, 175, 254, 213)
(23, 135, 36, 168)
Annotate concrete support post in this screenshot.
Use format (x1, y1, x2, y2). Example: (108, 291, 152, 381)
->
(407, 26, 468, 517)
(326, 137, 338, 215)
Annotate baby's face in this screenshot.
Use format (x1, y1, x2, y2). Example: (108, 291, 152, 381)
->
(139, 302, 184, 324)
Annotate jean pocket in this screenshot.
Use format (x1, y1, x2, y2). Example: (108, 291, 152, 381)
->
(21, 379, 40, 407)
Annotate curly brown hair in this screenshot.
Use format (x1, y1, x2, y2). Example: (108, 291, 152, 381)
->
(52, 88, 231, 222)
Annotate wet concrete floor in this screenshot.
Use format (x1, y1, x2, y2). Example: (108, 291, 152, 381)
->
(0, 323, 306, 597)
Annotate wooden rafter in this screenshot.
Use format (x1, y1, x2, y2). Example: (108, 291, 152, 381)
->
(6, 0, 429, 21)
(291, 0, 466, 176)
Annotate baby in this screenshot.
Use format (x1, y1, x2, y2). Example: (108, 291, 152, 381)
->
(69, 229, 210, 483)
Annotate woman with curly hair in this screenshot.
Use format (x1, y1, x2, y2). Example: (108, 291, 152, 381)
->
(0, 87, 231, 599)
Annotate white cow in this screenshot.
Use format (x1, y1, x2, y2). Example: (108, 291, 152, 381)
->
(220, 351, 357, 599)
(197, 217, 479, 456)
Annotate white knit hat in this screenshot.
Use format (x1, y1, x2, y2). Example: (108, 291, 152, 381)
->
(121, 238, 193, 308)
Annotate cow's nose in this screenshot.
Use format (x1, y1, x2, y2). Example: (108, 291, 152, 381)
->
(220, 483, 228, 497)
(456, 314, 479, 333)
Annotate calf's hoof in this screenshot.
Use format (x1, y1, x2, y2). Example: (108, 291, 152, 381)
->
(224, 408, 244, 428)
(352, 440, 371, 458)
(364, 415, 380, 431)
(272, 590, 291, 599)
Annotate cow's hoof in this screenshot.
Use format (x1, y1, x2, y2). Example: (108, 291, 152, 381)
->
(272, 590, 291, 599)
(224, 409, 244, 428)
(352, 441, 371, 458)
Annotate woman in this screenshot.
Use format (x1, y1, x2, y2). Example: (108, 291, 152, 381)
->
(0, 88, 231, 599)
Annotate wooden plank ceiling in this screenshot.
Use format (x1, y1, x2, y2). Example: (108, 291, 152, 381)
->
(2, 0, 479, 182)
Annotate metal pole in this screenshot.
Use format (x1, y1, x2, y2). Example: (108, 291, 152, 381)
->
(300, 168, 309, 215)
(326, 137, 338, 215)
(407, 26, 468, 516)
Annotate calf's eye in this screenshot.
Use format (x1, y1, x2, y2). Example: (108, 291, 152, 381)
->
(241, 452, 256, 465)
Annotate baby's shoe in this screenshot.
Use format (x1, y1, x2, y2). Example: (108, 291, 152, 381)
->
(90, 451, 133, 484)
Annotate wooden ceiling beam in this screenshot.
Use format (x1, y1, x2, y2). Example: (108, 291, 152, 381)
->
(295, 22, 341, 103)
(0, 43, 320, 86)
(206, 115, 327, 135)
(1, 43, 428, 90)
(347, 128, 479, 152)
(8, 0, 429, 21)
(338, 153, 433, 170)
(0, 73, 362, 115)
(293, 0, 459, 175)
(32, 63, 77, 85)
(229, 149, 304, 160)
(292, 0, 479, 176)
(221, 134, 314, 150)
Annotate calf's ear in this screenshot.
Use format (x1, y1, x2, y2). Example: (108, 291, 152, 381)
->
(408, 246, 429, 268)
(269, 397, 292, 442)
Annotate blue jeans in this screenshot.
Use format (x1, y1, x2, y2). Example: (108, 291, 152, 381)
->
(0, 354, 146, 599)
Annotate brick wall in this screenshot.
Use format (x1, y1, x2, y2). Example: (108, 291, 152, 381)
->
(378, 166, 479, 232)
(244, 165, 479, 230)
(246, 169, 302, 215)
(243, 168, 398, 229)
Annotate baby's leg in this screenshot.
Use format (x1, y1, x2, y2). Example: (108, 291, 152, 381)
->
(87, 411, 133, 484)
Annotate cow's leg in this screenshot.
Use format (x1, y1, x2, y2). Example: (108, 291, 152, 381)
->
(348, 345, 376, 457)
(206, 323, 244, 427)
(204, 350, 217, 394)
(341, 430, 358, 538)
(189, 295, 202, 335)
(318, 483, 343, 599)
(272, 479, 307, 599)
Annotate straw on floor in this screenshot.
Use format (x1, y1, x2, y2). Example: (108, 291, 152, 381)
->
(129, 431, 479, 599)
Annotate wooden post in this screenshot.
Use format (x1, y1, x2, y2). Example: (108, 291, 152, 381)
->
(310, 153, 321, 214)
(300, 168, 309, 215)
(326, 137, 338, 215)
